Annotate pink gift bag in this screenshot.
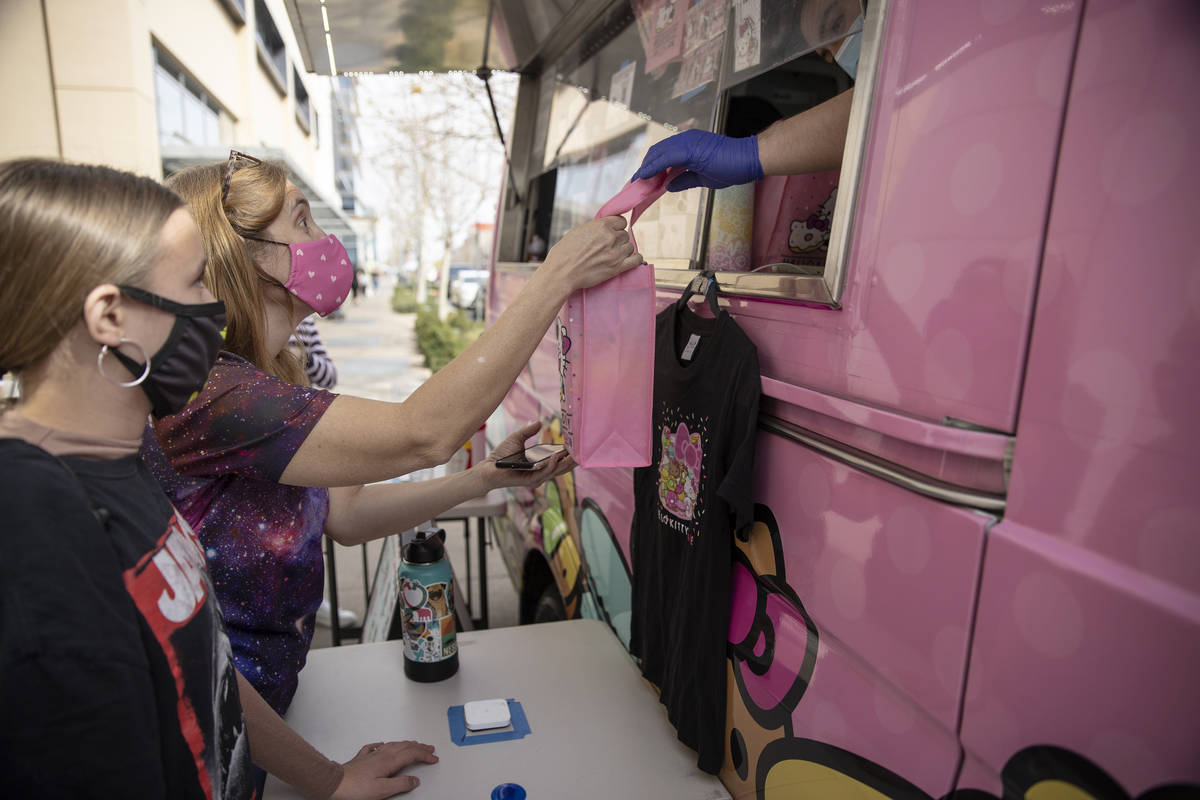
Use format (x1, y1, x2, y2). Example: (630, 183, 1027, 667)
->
(557, 168, 683, 468)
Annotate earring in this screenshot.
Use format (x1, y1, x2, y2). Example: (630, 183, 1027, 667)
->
(97, 338, 150, 388)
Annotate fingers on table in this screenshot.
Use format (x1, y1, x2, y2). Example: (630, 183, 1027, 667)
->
(381, 740, 439, 766)
(384, 774, 422, 794)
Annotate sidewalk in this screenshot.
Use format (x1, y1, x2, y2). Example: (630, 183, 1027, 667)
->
(308, 284, 520, 650)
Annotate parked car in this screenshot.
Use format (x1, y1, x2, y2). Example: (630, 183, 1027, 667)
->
(449, 268, 488, 317)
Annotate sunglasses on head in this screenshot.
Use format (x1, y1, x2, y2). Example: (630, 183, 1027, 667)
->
(221, 149, 262, 205)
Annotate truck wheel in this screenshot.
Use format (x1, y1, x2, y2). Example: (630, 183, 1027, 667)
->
(533, 585, 566, 624)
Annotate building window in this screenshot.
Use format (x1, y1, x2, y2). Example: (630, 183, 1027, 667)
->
(153, 45, 222, 148)
(255, 0, 287, 95)
(294, 66, 312, 135)
(218, 0, 246, 26)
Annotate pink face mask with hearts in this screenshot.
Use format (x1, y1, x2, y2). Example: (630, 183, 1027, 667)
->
(246, 233, 354, 315)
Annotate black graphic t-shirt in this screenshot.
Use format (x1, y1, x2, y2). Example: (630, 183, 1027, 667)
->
(630, 303, 760, 774)
(0, 439, 254, 799)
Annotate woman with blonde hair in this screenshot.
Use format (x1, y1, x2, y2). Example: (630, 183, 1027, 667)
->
(0, 158, 437, 798)
(143, 154, 637, 719)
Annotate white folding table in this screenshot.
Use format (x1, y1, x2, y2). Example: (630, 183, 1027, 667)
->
(265, 619, 731, 799)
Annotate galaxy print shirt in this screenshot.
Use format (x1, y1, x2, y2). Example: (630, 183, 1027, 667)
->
(141, 352, 336, 715)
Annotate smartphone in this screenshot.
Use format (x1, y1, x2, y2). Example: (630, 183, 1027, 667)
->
(494, 443, 567, 470)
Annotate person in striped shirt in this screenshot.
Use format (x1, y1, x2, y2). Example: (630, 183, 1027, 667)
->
(288, 315, 338, 390)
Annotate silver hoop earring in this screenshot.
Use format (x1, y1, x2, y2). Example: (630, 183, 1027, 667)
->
(97, 338, 150, 388)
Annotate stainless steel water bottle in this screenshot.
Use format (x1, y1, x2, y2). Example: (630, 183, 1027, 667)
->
(399, 526, 459, 682)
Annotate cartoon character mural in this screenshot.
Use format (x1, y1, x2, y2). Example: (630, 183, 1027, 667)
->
(534, 417, 586, 618)
(721, 505, 1200, 800)
(509, 414, 634, 643)
(501, 401, 1199, 798)
(578, 498, 633, 650)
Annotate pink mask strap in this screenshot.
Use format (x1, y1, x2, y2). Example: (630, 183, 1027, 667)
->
(594, 167, 685, 252)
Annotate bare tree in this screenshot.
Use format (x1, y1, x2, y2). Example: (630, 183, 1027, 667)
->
(355, 71, 516, 319)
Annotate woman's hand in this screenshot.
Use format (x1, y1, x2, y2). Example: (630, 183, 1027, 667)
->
(478, 421, 576, 491)
(539, 217, 642, 292)
(330, 740, 438, 799)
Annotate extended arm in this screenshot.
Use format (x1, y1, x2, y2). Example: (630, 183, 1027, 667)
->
(758, 88, 853, 176)
(324, 422, 573, 545)
(631, 88, 854, 190)
(280, 219, 637, 488)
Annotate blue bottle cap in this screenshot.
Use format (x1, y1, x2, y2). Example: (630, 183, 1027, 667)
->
(491, 783, 526, 800)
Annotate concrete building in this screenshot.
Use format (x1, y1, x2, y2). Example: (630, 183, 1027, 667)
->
(330, 75, 377, 275)
(0, 0, 354, 243)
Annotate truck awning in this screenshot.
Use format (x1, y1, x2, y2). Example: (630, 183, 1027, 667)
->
(282, 0, 611, 77)
(283, 0, 518, 76)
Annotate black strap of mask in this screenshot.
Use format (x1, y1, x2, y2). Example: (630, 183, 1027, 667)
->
(233, 235, 298, 319)
(118, 285, 226, 318)
(108, 317, 190, 419)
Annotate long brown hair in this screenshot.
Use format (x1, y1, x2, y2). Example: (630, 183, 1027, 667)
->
(0, 158, 182, 381)
(165, 160, 306, 384)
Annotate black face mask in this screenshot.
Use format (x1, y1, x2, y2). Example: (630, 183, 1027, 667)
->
(110, 285, 227, 419)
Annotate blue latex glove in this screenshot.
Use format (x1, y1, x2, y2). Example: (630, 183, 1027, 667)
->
(631, 130, 764, 192)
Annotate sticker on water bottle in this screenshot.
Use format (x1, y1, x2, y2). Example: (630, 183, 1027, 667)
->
(401, 577, 458, 663)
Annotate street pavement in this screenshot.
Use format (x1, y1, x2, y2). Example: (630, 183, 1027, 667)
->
(308, 281, 520, 650)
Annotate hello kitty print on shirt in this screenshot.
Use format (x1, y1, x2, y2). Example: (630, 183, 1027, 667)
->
(655, 407, 709, 543)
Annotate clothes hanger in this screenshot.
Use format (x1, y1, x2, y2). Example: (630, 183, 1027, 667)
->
(676, 269, 722, 318)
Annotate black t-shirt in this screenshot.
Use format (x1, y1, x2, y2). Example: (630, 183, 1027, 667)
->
(630, 303, 760, 774)
(0, 439, 254, 799)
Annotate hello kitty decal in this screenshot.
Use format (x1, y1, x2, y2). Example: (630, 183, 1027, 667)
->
(788, 186, 838, 255)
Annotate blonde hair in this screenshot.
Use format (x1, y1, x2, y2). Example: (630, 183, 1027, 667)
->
(166, 160, 306, 385)
(0, 158, 182, 379)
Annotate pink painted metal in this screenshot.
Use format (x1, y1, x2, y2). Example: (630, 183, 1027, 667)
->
(958, 0, 1200, 793)
(485, 0, 1200, 795)
(725, 0, 1083, 434)
(760, 376, 1008, 459)
(748, 432, 986, 796)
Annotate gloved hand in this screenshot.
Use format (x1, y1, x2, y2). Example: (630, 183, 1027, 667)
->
(631, 129, 764, 192)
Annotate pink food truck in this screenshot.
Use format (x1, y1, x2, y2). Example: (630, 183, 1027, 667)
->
(479, 0, 1200, 797)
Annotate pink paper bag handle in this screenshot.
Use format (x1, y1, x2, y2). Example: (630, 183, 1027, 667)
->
(594, 167, 686, 252)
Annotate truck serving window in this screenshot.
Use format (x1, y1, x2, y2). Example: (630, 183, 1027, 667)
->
(531, 0, 724, 270)
(683, 0, 878, 306)
(514, 0, 884, 308)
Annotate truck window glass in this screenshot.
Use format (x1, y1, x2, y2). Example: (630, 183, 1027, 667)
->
(534, 0, 727, 267)
(518, 0, 881, 306)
